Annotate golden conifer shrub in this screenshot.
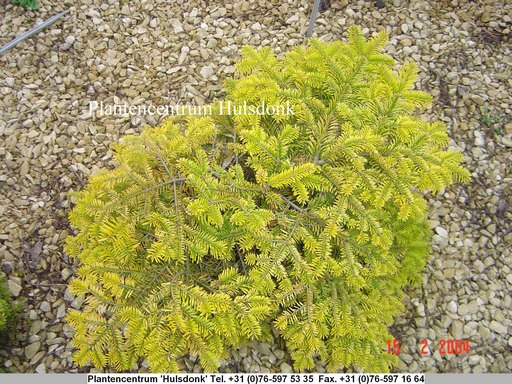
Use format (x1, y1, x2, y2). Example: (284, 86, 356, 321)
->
(65, 27, 469, 373)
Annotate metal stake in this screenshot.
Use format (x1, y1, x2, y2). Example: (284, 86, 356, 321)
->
(0, 10, 70, 55)
(306, 0, 322, 38)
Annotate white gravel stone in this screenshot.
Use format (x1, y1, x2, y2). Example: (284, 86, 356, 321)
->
(502, 138, 512, 148)
(474, 131, 485, 147)
(200, 66, 214, 79)
(286, 15, 299, 25)
(172, 19, 184, 33)
(28, 310, 37, 320)
(474, 260, 485, 273)
(435, 226, 448, 238)
(447, 301, 458, 313)
(35, 363, 46, 374)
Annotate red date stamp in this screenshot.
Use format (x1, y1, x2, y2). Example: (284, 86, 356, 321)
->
(387, 339, 471, 355)
(386, 339, 401, 355)
(421, 339, 471, 355)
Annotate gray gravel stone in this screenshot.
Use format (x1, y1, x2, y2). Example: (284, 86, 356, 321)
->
(40, 302, 51, 313)
(458, 301, 479, 316)
(489, 321, 508, 335)
(7, 277, 22, 297)
(25, 342, 41, 360)
(451, 320, 464, 339)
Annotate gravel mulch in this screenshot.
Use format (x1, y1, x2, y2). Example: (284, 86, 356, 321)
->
(0, 0, 511, 374)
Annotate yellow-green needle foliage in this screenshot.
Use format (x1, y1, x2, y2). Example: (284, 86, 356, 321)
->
(65, 27, 470, 373)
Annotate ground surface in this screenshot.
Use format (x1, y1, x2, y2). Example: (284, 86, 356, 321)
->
(0, 0, 511, 374)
